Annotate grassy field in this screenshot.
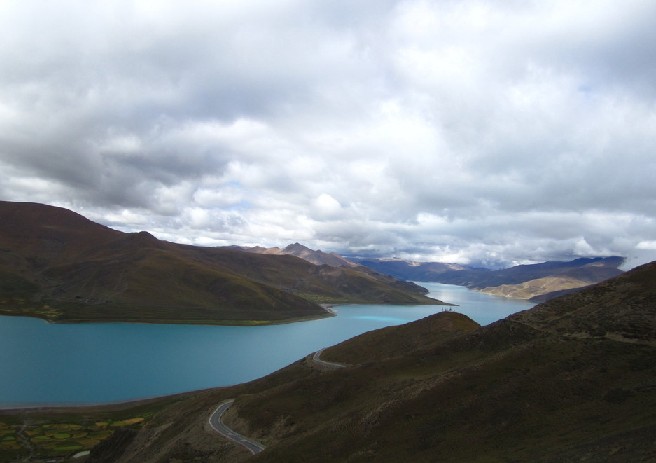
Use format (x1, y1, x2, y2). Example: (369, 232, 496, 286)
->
(0, 397, 185, 462)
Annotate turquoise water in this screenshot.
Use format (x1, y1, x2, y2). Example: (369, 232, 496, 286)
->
(420, 282, 535, 325)
(0, 284, 533, 407)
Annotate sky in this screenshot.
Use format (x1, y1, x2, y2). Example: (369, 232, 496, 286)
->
(1, 0, 655, 269)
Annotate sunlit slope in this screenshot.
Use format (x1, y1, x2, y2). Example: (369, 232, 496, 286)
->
(479, 275, 590, 299)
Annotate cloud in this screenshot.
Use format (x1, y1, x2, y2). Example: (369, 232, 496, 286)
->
(313, 194, 343, 219)
(1, 0, 655, 269)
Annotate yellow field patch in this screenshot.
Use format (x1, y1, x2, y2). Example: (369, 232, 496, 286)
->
(111, 417, 145, 427)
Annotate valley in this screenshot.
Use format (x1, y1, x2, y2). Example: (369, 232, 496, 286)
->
(2, 1, 653, 461)
(357, 255, 625, 301)
(2, 262, 654, 462)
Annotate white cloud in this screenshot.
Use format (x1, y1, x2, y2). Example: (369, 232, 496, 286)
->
(637, 241, 656, 250)
(313, 194, 342, 219)
(0, 0, 655, 268)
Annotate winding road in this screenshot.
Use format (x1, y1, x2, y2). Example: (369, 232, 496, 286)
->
(209, 350, 346, 454)
(312, 348, 347, 370)
(209, 399, 265, 455)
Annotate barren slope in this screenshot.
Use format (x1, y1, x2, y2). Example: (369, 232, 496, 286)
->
(68, 262, 656, 463)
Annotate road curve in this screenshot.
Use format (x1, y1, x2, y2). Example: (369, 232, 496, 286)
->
(209, 399, 265, 455)
(312, 348, 347, 370)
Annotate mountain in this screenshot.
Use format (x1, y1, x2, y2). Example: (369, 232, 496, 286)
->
(0, 201, 442, 324)
(354, 258, 470, 280)
(242, 242, 356, 267)
(357, 256, 625, 300)
(64, 261, 656, 463)
(480, 275, 594, 299)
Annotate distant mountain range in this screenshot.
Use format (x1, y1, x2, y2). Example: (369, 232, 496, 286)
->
(241, 244, 624, 302)
(0, 201, 441, 324)
(81, 260, 656, 462)
(356, 256, 625, 301)
(240, 242, 356, 268)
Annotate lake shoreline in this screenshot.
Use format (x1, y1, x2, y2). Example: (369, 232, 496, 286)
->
(1, 286, 531, 408)
(0, 386, 218, 413)
(0, 299, 447, 327)
(0, 307, 337, 327)
(0, 291, 510, 413)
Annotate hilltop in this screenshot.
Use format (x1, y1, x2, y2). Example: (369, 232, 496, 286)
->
(242, 242, 356, 268)
(357, 256, 625, 300)
(0, 201, 442, 325)
(15, 261, 650, 462)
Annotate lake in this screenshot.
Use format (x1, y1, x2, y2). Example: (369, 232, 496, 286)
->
(0, 283, 533, 408)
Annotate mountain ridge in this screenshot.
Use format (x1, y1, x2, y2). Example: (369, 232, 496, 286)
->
(241, 242, 356, 268)
(357, 255, 625, 300)
(0, 201, 442, 324)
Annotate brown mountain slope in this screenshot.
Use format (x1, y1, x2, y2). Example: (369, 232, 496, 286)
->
(179, 245, 435, 306)
(244, 242, 356, 267)
(232, 265, 656, 462)
(360, 256, 625, 300)
(282, 242, 356, 267)
(0, 201, 441, 324)
(511, 261, 656, 344)
(479, 275, 591, 299)
(79, 261, 656, 463)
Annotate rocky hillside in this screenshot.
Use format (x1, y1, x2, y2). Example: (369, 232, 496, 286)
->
(354, 258, 468, 280)
(242, 242, 356, 267)
(0, 201, 442, 324)
(65, 261, 656, 463)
